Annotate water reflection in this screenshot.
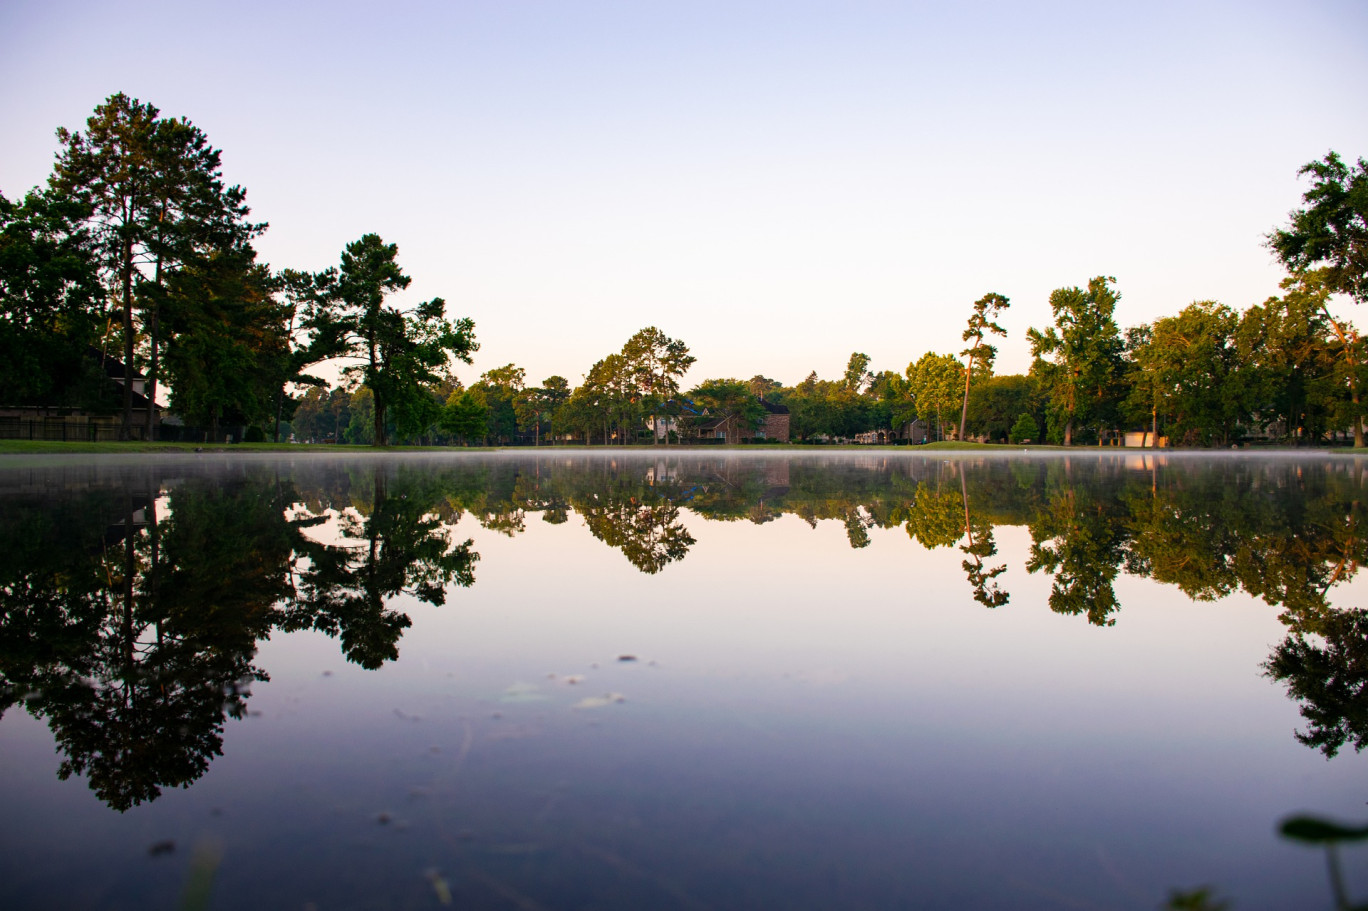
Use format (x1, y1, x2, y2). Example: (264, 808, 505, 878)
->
(2, 452, 1367, 812)
(0, 462, 478, 809)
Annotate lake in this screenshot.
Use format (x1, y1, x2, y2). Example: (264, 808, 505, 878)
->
(1, 450, 1365, 910)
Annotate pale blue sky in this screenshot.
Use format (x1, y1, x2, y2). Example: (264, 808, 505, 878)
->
(3, 1, 1366, 388)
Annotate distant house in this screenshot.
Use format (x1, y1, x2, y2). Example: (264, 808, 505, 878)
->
(696, 399, 791, 444)
(0, 348, 160, 441)
(757, 399, 790, 441)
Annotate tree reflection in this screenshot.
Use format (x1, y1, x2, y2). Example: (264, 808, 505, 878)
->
(1265, 608, 1368, 758)
(0, 463, 479, 809)
(286, 467, 478, 668)
(10, 452, 1368, 805)
(1027, 483, 1126, 627)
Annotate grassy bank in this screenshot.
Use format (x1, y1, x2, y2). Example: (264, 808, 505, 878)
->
(0, 439, 1051, 455)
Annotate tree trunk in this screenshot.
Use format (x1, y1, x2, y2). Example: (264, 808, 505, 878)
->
(1064, 417, 1074, 447)
(144, 308, 158, 441)
(120, 238, 135, 441)
(959, 348, 975, 443)
(143, 243, 165, 443)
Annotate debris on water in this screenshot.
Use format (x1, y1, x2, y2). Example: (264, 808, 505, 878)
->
(489, 843, 542, 855)
(429, 745, 441, 754)
(500, 682, 546, 703)
(393, 708, 421, 722)
(424, 868, 453, 906)
(561, 674, 585, 685)
(321, 670, 333, 677)
(209, 807, 223, 817)
(376, 812, 393, 825)
(573, 692, 627, 709)
(490, 711, 503, 720)
(148, 839, 175, 857)
(179, 840, 223, 911)
(617, 655, 637, 662)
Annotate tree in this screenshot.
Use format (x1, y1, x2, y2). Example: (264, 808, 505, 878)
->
(906, 352, 963, 441)
(474, 363, 525, 444)
(583, 354, 637, 444)
(621, 327, 695, 445)
(843, 352, 872, 393)
(440, 389, 488, 445)
(967, 374, 1039, 442)
(51, 93, 262, 439)
(515, 375, 570, 446)
(1009, 412, 1037, 444)
(1027, 276, 1124, 445)
(267, 268, 349, 441)
(689, 378, 766, 443)
(0, 188, 104, 410)
(1126, 302, 1244, 446)
(333, 234, 476, 446)
(1269, 152, 1368, 305)
(1240, 271, 1365, 446)
(959, 293, 1009, 442)
(160, 245, 285, 439)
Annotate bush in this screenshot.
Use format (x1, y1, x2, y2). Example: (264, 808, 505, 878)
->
(244, 425, 267, 443)
(1009, 413, 1037, 444)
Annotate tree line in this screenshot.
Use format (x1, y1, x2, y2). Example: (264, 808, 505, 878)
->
(2, 94, 1365, 446)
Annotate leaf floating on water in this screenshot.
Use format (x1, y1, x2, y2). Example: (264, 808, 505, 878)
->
(617, 655, 637, 662)
(573, 692, 627, 709)
(424, 868, 453, 906)
(500, 682, 546, 703)
(147, 839, 175, 857)
(1280, 814, 1368, 843)
(561, 675, 585, 685)
(179, 840, 223, 911)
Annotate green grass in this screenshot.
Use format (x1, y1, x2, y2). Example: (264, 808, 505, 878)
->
(0, 440, 500, 455)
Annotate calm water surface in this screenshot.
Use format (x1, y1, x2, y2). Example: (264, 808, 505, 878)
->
(1, 451, 1365, 910)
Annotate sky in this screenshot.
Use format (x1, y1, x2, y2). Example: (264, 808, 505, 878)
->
(2, 0, 1366, 389)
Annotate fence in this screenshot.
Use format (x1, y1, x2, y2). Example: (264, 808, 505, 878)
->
(0, 418, 146, 442)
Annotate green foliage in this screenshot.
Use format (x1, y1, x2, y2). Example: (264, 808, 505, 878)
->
(161, 245, 284, 436)
(1269, 151, 1368, 303)
(0, 189, 105, 408)
(334, 234, 477, 446)
(1028, 276, 1124, 445)
(969, 374, 1040, 442)
(1009, 412, 1037, 443)
(50, 92, 262, 438)
(689, 378, 766, 442)
(959, 292, 1010, 440)
(441, 389, 489, 444)
(907, 352, 963, 441)
(1127, 301, 1244, 446)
